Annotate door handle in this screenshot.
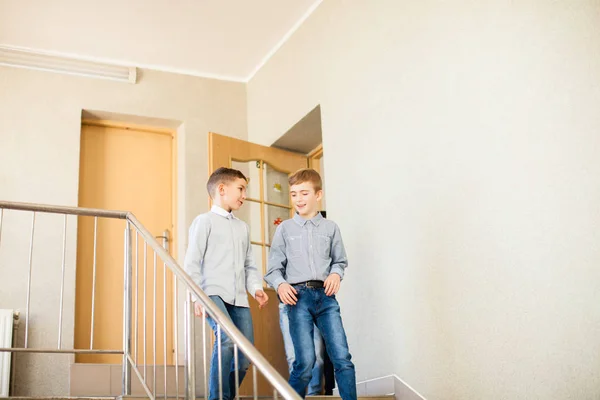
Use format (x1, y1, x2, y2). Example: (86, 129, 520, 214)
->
(155, 229, 170, 251)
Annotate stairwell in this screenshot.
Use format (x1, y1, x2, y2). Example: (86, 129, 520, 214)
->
(0, 201, 400, 400)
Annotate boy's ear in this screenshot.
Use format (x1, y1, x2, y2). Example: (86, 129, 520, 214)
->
(217, 183, 225, 196)
(316, 189, 323, 201)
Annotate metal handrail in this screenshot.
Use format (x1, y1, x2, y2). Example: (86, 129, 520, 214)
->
(0, 200, 300, 400)
(0, 201, 129, 218)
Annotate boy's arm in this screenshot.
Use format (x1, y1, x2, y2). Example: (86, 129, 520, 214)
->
(329, 223, 348, 279)
(183, 216, 210, 301)
(243, 224, 264, 298)
(324, 223, 348, 296)
(264, 225, 288, 290)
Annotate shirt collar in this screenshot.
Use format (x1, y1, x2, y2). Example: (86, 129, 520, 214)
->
(293, 212, 323, 227)
(211, 205, 234, 219)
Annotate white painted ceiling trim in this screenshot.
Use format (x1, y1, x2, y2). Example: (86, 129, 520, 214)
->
(0, 0, 322, 83)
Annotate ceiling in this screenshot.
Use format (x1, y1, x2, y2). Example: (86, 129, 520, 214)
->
(0, 0, 322, 82)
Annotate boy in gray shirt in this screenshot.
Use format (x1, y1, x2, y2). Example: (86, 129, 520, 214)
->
(184, 167, 269, 400)
(265, 168, 356, 400)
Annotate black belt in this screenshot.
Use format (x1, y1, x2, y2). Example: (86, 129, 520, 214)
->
(293, 280, 324, 288)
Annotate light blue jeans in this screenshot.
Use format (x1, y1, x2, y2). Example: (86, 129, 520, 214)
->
(279, 302, 324, 395)
(288, 287, 356, 400)
(206, 296, 254, 400)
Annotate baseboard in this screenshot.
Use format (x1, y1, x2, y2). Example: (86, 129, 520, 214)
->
(390, 375, 427, 400)
(334, 374, 426, 400)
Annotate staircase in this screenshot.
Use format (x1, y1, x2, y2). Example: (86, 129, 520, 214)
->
(0, 201, 290, 400)
(0, 201, 396, 400)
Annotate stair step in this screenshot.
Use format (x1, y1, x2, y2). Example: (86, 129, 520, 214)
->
(0, 395, 394, 400)
(0, 398, 116, 400)
(118, 396, 395, 400)
(309, 397, 394, 400)
(116, 396, 394, 400)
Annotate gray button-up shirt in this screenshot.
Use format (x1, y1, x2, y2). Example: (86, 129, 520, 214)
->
(264, 213, 348, 290)
(184, 205, 263, 307)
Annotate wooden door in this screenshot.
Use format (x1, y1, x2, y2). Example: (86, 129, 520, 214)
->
(308, 144, 325, 211)
(75, 122, 176, 365)
(208, 132, 308, 395)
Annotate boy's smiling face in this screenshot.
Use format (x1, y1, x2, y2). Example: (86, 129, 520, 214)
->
(218, 177, 247, 212)
(290, 181, 322, 218)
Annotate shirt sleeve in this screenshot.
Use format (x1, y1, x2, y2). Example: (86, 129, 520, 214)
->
(329, 223, 348, 279)
(264, 224, 288, 290)
(183, 215, 210, 301)
(243, 223, 263, 297)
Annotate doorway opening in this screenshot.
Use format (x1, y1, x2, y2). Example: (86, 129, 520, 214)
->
(272, 105, 326, 214)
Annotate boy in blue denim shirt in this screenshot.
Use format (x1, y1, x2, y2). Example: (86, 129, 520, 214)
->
(264, 169, 356, 400)
(185, 167, 269, 400)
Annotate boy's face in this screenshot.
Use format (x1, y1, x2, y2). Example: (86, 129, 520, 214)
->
(290, 181, 322, 218)
(217, 178, 247, 212)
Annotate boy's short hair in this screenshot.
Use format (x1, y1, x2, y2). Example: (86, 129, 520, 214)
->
(207, 167, 247, 198)
(288, 168, 322, 192)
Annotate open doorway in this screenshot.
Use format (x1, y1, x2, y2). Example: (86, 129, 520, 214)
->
(205, 105, 328, 396)
(271, 105, 327, 215)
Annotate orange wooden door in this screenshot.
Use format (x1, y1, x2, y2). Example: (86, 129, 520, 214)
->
(75, 122, 175, 365)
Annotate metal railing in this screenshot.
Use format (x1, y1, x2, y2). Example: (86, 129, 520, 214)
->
(0, 200, 300, 400)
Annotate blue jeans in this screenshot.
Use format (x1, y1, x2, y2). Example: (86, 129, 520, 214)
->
(288, 287, 356, 400)
(279, 302, 325, 395)
(206, 296, 254, 400)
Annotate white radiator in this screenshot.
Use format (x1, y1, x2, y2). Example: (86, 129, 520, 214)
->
(0, 309, 14, 397)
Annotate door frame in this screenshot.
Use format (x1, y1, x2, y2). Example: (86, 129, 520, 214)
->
(78, 118, 179, 363)
(307, 144, 324, 210)
(307, 143, 323, 168)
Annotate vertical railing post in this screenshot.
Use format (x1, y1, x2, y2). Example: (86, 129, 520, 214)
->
(123, 221, 133, 395)
(184, 292, 196, 400)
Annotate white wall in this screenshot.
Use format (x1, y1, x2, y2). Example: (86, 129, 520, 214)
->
(247, 1, 600, 399)
(0, 66, 247, 395)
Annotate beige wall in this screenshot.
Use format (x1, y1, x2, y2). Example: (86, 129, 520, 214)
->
(248, 1, 600, 399)
(0, 66, 247, 395)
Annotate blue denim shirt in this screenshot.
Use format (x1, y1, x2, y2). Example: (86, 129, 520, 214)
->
(264, 213, 348, 290)
(184, 205, 263, 307)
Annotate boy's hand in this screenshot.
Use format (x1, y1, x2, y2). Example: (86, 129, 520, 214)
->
(277, 283, 298, 305)
(324, 273, 341, 296)
(194, 302, 205, 317)
(255, 290, 269, 309)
